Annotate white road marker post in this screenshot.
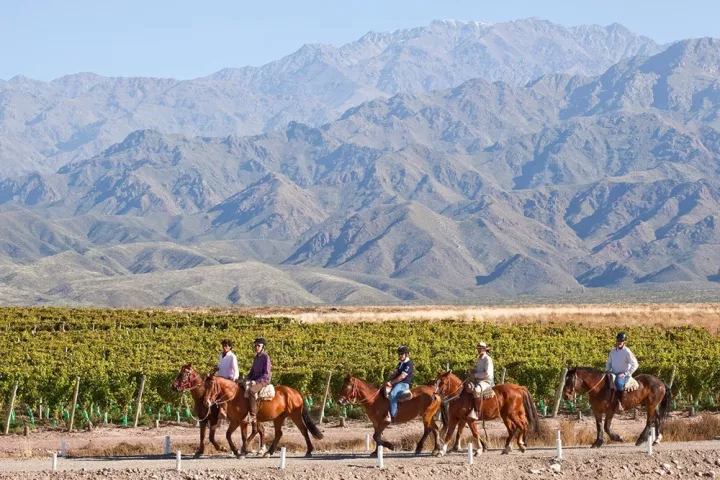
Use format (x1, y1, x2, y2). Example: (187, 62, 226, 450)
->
(51, 452, 57, 472)
(556, 430, 562, 459)
(279, 447, 287, 469)
(61, 440, 67, 458)
(377, 445, 384, 469)
(164, 436, 171, 455)
(468, 442, 474, 464)
(176, 450, 182, 471)
(647, 428, 654, 455)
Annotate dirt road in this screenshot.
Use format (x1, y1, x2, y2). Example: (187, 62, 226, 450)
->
(2, 441, 720, 480)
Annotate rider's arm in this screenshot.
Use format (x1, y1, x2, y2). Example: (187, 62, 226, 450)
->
(486, 358, 494, 383)
(390, 372, 408, 385)
(231, 353, 239, 381)
(626, 349, 639, 376)
(605, 351, 613, 372)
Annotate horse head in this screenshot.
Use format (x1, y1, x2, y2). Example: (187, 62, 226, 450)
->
(202, 373, 222, 408)
(337, 374, 356, 406)
(172, 363, 195, 392)
(562, 367, 579, 400)
(433, 370, 453, 396)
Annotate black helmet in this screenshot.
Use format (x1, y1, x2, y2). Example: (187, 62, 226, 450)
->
(616, 332, 628, 342)
(221, 339, 233, 348)
(397, 345, 409, 355)
(254, 337, 266, 346)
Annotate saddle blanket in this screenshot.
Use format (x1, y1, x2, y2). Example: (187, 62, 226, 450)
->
(383, 386, 413, 403)
(467, 381, 495, 399)
(610, 374, 639, 392)
(243, 382, 276, 401)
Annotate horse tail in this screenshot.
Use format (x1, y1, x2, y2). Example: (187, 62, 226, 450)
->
(301, 404, 324, 440)
(521, 387, 541, 437)
(658, 382, 672, 428)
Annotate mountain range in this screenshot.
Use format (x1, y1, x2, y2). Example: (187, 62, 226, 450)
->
(1, 19, 719, 306)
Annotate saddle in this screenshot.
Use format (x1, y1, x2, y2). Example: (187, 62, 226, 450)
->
(467, 381, 495, 400)
(383, 385, 413, 403)
(243, 381, 276, 401)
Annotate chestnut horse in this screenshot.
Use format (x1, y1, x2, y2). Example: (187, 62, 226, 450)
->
(171, 364, 222, 456)
(203, 375, 323, 457)
(563, 367, 671, 447)
(434, 371, 540, 455)
(337, 375, 443, 457)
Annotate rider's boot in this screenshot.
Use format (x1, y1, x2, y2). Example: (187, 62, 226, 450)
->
(247, 395, 258, 424)
(617, 391, 625, 412)
(468, 398, 481, 420)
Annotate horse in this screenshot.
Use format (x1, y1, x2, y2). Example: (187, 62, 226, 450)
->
(203, 374, 323, 458)
(433, 371, 540, 455)
(563, 367, 671, 447)
(171, 364, 223, 456)
(337, 375, 443, 457)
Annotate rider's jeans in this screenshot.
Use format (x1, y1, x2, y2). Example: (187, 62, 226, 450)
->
(615, 375, 629, 391)
(389, 383, 410, 418)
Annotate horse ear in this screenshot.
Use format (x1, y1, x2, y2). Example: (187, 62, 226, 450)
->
(436, 369, 444, 376)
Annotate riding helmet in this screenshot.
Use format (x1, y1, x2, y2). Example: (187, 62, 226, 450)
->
(397, 345, 409, 355)
(616, 332, 628, 342)
(254, 336, 266, 346)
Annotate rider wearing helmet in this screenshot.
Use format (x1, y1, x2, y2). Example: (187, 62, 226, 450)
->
(606, 332, 638, 411)
(244, 337, 272, 424)
(384, 345, 414, 423)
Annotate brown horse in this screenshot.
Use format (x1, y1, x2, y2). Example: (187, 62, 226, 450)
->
(337, 375, 443, 456)
(563, 367, 671, 447)
(434, 371, 540, 455)
(203, 375, 323, 457)
(171, 364, 223, 456)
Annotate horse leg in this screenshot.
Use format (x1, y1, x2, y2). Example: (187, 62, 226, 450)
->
(415, 427, 431, 456)
(439, 416, 460, 456)
(501, 416, 514, 455)
(226, 420, 241, 458)
(603, 410, 623, 442)
(288, 405, 314, 458)
(635, 401, 654, 447)
(256, 423, 267, 456)
(266, 415, 286, 457)
(468, 420, 487, 454)
(509, 411, 528, 453)
(451, 421, 465, 452)
(195, 420, 207, 457)
(208, 416, 225, 452)
(591, 410, 604, 448)
(372, 425, 394, 456)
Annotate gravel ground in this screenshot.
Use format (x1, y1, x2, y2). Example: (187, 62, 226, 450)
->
(1, 441, 720, 479)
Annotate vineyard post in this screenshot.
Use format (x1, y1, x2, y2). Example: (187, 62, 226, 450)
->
(552, 368, 568, 418)
(39, 398, 43, 421)
(3, 380, 19, 435)
(319, 371, 332, 425)
(68, 377, 80, 432)
(668, 365, 677, 389)
(500, 368, 506, 385)
(133, 375, 146, 428)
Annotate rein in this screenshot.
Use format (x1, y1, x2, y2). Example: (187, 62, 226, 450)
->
(576, 371, 607, 395)
(436, 376, 469, 404)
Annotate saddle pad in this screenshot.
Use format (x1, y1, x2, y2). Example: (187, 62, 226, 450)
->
(467, 382, 495, 399)
(624, 377, 640, 392)
(397, 390, 413, 403)
(258, 384, 275, 401)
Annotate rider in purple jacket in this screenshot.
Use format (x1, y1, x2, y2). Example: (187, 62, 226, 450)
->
(244, 337, 271, 423)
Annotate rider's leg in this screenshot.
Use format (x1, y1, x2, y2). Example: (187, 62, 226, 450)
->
(615, 376, 628, 412)
(388, 383, 409, 421)
(247, 382, 266, 422)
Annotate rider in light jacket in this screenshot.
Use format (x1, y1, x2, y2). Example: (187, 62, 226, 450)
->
(606, 332, 638, 411)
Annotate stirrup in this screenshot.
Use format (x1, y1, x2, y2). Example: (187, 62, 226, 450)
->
(468, 409, 478, 420)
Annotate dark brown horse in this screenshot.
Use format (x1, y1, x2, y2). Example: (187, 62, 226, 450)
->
(434, 371, 540, 455)
(337, 375, 443, 457)
(203, 375, 323, 457)
(563, 367, 671, 447)
(171, 364, 223, 456)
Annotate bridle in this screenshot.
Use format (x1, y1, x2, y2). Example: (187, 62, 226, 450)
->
(570, 369, 606, 396)
(434, 375, 468, 403)
(204, 376, 238, 410)
(175, 369, 202, 392)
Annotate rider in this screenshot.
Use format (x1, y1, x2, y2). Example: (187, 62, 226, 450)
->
(606, 332, 639, 411)
(470, 341, 494, 418)
(215, 339, 239, 418)
(244, 337, 272, 424)
(384, 345, 414, 423)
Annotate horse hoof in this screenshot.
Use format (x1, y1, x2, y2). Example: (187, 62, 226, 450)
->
(610, 435, 623, 442)
(369, 452, 378, 459)
(193, 450, 203, 458)
(450, 447, 460, 453)
(591, 440, 604, 448)
(304, 452, 312, 458)
(653, 434, 663, 445)
(501, 447, 511, 455)
(519, 445, 526, 453)
(263, 452, 271, 458)
(236, 454, 245, 460)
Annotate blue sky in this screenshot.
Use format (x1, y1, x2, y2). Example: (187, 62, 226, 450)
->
(1, 0, 718, 81)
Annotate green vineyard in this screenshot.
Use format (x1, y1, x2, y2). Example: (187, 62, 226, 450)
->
(1, 307, 719, 427)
